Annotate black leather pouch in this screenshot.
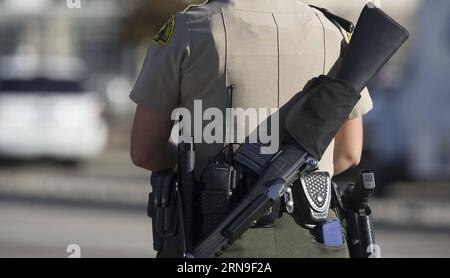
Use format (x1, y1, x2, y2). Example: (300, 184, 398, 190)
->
(288, 172, 332, 228)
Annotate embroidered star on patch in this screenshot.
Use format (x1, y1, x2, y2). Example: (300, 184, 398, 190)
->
(152, 15, 175, 46)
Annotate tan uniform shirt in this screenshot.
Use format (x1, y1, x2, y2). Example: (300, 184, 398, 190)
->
(130, 0, 373, 176)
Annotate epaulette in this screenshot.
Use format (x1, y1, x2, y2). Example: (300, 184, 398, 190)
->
(309, 5, 355, 41)
(183, 0, 209, 12)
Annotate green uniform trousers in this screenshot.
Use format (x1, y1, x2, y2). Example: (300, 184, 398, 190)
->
(219, 210, 349, 258)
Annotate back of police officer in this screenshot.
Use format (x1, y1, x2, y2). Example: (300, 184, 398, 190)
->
(130, 0, 373, 258)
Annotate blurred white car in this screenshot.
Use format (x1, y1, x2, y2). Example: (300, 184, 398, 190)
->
(0, 76, 108, 161)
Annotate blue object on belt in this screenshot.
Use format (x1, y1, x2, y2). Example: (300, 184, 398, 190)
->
(321, 219, 344, 247)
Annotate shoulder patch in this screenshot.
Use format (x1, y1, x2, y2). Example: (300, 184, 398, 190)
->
(152, 15, 175, 46)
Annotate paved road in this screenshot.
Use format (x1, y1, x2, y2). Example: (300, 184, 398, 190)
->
(0, 146, 158, 258)
(377, 226, 450, 258)
(0, 200, 155, 258)
(0, 148, 150, 206)
(0, 199, 448, 258)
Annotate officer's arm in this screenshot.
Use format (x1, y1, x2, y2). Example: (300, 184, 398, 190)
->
(130, 105, 177, 172)
(333, 116, 364, 175)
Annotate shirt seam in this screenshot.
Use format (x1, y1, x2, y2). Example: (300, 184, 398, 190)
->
(314, 12, 327, 75)
(220, 8, 230, 87)
(272, 13, 281, 108)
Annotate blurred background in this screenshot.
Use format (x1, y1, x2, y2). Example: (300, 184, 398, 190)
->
(0, 0, 449, 258)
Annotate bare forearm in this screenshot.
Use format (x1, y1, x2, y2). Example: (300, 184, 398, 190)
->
(130, 105, 178, 172)
(333, 117, 363, 176)
(134, 143, 177, 172)
(334, 155, 360, 176)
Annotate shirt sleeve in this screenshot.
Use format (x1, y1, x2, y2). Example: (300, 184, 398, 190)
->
(130, 13, 190, 113)
(348, 87, 373, 120)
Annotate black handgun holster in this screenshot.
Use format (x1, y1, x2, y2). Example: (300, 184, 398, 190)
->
(148, 170, 182, 257)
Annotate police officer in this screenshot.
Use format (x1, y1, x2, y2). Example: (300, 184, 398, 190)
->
(130, 0, 373, 258)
